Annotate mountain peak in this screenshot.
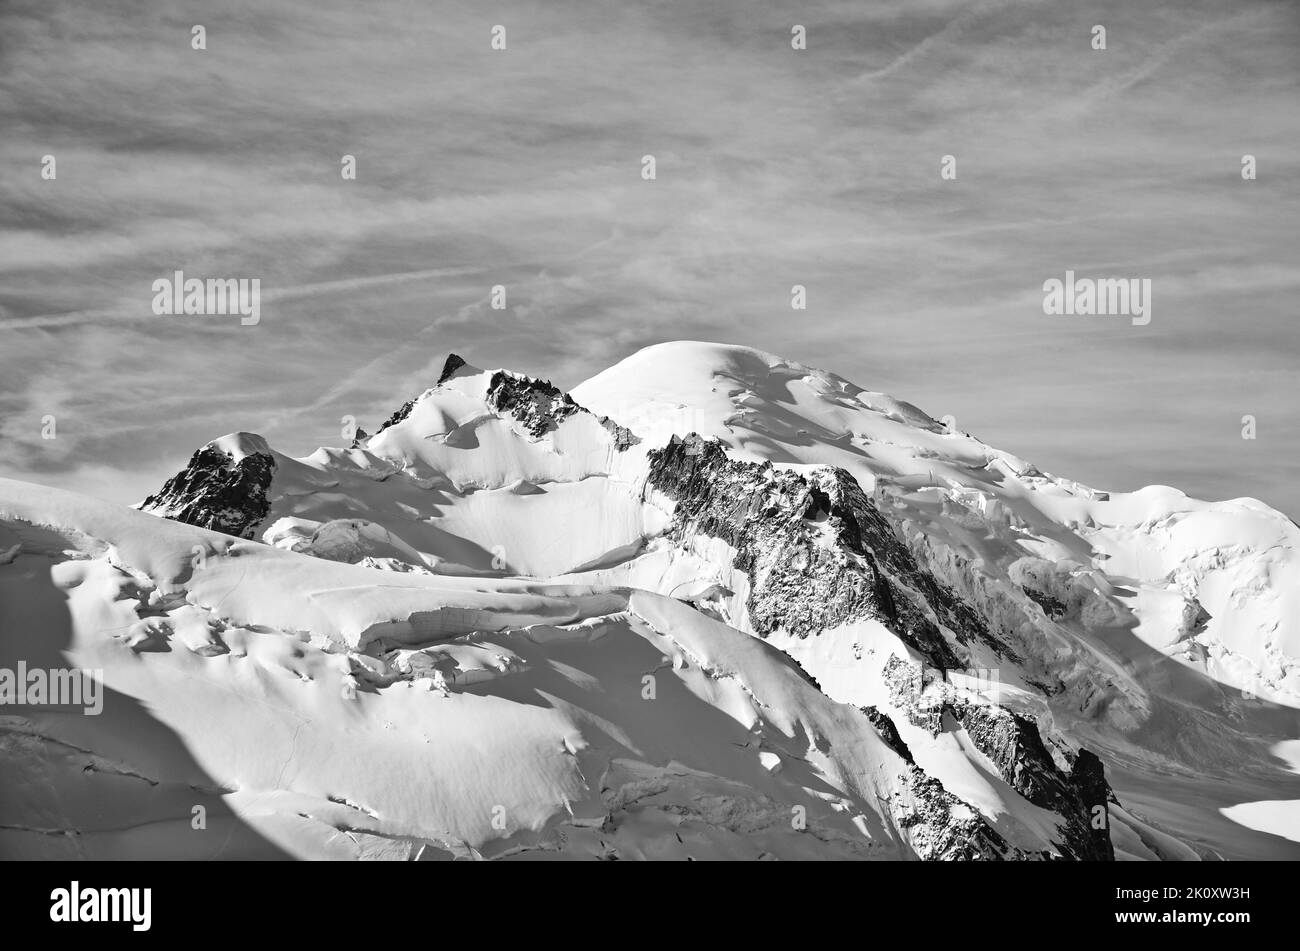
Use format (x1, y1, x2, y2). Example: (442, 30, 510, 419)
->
(11, 339, 1300, 860)
(139, 433, 276, 539)
(370, 353, 483, 438)
(208, 431, 273, 461)
(436, 352, 473, 385)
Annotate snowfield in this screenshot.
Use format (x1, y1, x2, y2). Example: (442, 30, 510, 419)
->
(3, 341, 1299, 859)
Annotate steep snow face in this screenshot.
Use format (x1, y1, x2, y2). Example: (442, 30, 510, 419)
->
(363, 360, 635, 488)
(570, 342, 1300, 855)
(575, 341, 1300, 711)
(573, 341, 944, 467)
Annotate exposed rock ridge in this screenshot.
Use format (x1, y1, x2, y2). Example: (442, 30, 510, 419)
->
(373, 354, 468, 438)
(436, 353, 467, 385)
(882, 654, 1115, 860)
(140, 444, 275, 539)
(485, 370, 638, 447)
(861, 705, 1023, 860)
(895, 767, 1020, 861)
(645, 434, 996, 669)
(368, 353, 638, 448)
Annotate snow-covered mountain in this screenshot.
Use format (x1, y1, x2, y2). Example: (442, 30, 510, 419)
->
(3, 341, 1299, 860)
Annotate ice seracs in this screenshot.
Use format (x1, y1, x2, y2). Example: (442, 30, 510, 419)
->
(6, 340, 1300, 859)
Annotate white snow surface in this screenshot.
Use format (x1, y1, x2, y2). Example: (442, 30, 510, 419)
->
(0, 477, 960, 860)
(4, 340, 1300, 860)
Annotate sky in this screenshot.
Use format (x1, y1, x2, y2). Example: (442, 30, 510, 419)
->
(1, 0, 1297, 514)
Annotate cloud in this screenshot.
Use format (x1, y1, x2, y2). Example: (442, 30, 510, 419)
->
(1, 0, 1297, 514)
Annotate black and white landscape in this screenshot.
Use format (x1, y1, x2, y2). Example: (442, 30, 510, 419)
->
(1, 1, 1298, 868)
(2, 342, 1299, 860)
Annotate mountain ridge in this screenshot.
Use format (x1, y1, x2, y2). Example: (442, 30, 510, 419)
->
(4, 340, 1299, 860)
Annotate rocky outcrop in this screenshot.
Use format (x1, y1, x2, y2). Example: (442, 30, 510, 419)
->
(374, 396, 419, 437)
(882, 654, 1114, 860)
(642, 434, 1102, 859)
(1021, 584, 1068, 619)
(436, 353, 467, 385)
(485, 370, 638, 448)
(861, 705, 914, 764)
(372, 353, 637, 449)
(896, 768, 1018, 861)
(486, 370, 583, 437)
(859, 706, 1022, 860)
(954, 702, 1113, 860)
(599, 416, 639, 451)
(141, 443, 275, 539)
(645, 434, 995, 669)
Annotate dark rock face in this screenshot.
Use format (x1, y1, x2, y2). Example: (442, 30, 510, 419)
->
(1022, 584, 1068, 619)
(861, 705, 914, 764)
(374, 395, 420, 437)
(882, 655, 1114, 861)
(647, 434, 1116, 861)
(436, 353, 467, 385)
(486, 370, 582, 437)
(896, 767, 1016, 861)
(141, 445, 275, 540)
(862, 704, 1018, 860)
(1069, 749, 1117, 860)
(599, 416, 640, 451)
(372, 354, 637, 449)
(645, 434, 982, 669)
(952, 702, 1114, 861)
(485, 370, 638, 447)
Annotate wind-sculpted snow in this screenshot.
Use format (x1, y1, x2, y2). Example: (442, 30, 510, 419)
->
(8, 341, 1300, 859)
(576, 342, 1300, 705)
(138, 356, 644, 576)
(577, 342, 1300, 856)
(643, 433, 1122, 859)
(3, 477, 1040, 860)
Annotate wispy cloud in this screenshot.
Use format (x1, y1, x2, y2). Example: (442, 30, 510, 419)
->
(1, 0, 1297, 512)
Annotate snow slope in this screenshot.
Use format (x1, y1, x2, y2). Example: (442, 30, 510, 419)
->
(575, 342, 1300, 707)
(6, 340, 1300, 859)
(140, 358, 643, 577)
(573, 342, 1300, 855)
(3, 478, 1046, 860)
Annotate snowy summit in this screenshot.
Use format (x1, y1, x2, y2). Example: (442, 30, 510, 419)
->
(2, 341, 1299, 860)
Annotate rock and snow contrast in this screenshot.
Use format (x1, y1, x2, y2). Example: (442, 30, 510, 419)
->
(3, 341, 1299, 860)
